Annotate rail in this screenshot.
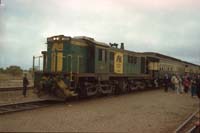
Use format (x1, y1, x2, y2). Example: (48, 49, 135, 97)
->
(174, 109, 200, 133)
(0, 100, 63, 115)
(0, 87, 33, 92)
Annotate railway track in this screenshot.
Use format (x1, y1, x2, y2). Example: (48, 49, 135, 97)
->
(0, 86, 33, 92)
(0, 88, 159, 115)
(175, 109, 200, 133)
(0, 100, 62, 115)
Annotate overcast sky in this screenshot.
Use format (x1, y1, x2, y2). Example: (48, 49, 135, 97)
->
(0, 0, 200, 69)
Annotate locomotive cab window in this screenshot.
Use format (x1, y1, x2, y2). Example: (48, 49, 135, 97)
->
(110, 52, 114, 61)
(105, 50, 107, 62)
(128, 55, 132, 63)
(133, 56, 137, 64)
(98, 49, 103, 61)
(98, 48, 107, 62)
(128, 55, 137, 64)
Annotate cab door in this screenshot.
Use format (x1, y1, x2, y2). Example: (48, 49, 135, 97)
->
(77, 56, 83, 73)
(67, 55, 72, 73)
(56, 52, 63, 72)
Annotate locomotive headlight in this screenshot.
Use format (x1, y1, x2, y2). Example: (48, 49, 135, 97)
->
(53, 37, 56, 40)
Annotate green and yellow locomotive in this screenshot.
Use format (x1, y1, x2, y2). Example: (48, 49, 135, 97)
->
(33, 35, 200, 99)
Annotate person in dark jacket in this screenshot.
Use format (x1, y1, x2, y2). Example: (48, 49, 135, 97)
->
(196, 75, 200, 99)
(183, 77, 190, 93)
(164, 74, 170, 92)
(191, 76, 197, 97)
(23, 74, 29, 97)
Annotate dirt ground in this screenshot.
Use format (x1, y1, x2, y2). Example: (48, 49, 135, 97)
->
(0, 89, 199, 132)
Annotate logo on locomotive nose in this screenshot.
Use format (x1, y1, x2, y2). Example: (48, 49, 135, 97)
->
(116, 55, 122, 63)
(114, 52, 123, 74)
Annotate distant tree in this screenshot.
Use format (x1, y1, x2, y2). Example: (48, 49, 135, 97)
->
(5, 66, 23, 76)
(0, 68, 4, 73)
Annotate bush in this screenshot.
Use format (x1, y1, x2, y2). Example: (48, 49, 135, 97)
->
(0, 68, 4, 73)
(5, 66, 23, 76)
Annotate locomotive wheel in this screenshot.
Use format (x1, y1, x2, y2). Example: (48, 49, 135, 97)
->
(77, 87, 87, 99)
(119, 80, 128, 93)
(55, 88, 66, 99)
(114, 84, 120, 95)
(86, 86, 98, 96)
(139, 82, 146, 90)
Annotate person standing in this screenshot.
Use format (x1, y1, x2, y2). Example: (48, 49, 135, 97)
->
(174, 75, 180, 94)
(171, 74, 176, 91)
(191, 76, 197, 97)
(23, 74, 29, 97)
(196, 75, 200, 99)
(164, 74, 169, 92)
(178, 75, 183, 93)
(183, 77, 190, 93)
(154, 77, 159, 88)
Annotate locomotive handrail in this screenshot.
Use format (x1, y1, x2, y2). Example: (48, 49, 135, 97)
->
(33, 55, 43, 77)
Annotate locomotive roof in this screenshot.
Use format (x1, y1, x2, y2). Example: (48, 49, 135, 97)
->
(142, 52, 181, 61)
(47, 35, 110, 47)
(73, 36, 110, 47)
(47, 35, 199, 67)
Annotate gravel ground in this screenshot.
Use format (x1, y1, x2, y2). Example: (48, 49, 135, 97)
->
(0, 89, 199, 132)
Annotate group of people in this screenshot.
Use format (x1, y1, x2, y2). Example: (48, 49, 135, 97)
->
(163, 73, 200, 98)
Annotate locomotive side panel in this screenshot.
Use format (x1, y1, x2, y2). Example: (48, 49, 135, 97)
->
(95, 46, 109, 74)
(45, 37, 91, 74)
(68, 39, 89, 73)
(123, 53, 142, 75)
